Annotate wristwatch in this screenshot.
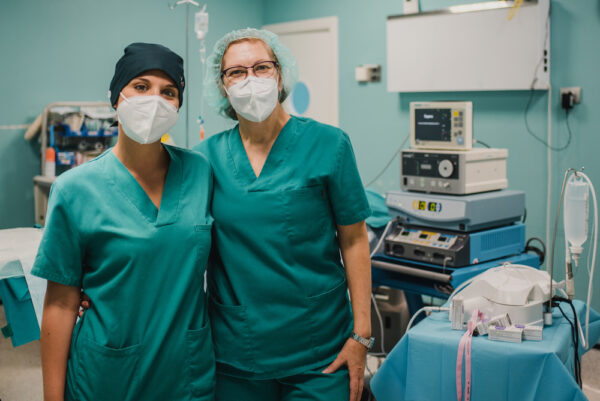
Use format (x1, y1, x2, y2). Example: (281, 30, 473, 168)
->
(350, 332, 375, 351)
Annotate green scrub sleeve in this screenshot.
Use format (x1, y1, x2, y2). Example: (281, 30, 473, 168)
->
(328, 133, 372, 226)
(31, 184, 84, 287)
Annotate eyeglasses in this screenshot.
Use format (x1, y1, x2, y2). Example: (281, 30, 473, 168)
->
(221, 60, 279, 84)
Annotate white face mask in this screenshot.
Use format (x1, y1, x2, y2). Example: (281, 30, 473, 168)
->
(226, 76, 279, 123)
(117, 93, 178, 144)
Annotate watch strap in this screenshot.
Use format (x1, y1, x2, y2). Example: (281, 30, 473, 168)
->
(350, 332, 375, 350)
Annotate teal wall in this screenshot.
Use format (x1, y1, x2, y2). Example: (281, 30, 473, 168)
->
(0, 0, 261, 228)
(1, 0, 598, 309)
(263, 0, 600, 310)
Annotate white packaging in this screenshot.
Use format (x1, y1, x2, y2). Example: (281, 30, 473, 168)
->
(514, 324, 543, 341)
(488, 325, 523, 343)
(476, 313, 511, 336)
(450, 297, 464, 330)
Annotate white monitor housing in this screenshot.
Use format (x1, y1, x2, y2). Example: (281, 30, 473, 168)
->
(410, 101, 473, 151)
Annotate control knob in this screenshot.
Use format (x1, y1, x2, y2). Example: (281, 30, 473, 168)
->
(438, 159, 454, 178)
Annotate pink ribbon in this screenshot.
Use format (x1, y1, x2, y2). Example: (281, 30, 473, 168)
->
(456, 309, 482, 401)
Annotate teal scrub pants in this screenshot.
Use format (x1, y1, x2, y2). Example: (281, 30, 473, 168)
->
(215, 366, 349, 401)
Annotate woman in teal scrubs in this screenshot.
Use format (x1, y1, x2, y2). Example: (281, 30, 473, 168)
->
(32, 43, 215, 401)
(196, 29, 373, 401)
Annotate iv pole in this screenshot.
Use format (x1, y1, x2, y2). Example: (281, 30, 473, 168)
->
(169, 0, 200, 148)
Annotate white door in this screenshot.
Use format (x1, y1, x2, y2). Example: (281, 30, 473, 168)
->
(263, 17, 339, 127)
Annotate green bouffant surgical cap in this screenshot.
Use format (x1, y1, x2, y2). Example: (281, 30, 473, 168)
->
(204, 28, 299, 120)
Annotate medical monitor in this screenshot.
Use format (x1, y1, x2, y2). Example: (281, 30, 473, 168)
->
(410, 101, 473, 150)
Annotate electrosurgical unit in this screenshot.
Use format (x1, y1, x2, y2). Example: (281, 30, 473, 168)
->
(410, 101, 473, 150)
(383, 222, 525, 268)
(401, 148, 508, 195)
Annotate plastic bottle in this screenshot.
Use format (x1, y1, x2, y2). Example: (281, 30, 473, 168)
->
(194, 7, 209, 40)
(564, 177, 589, 265)
(44, 148, 56, 178)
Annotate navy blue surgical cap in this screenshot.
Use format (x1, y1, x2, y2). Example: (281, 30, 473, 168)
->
(109, 42, 185, 108)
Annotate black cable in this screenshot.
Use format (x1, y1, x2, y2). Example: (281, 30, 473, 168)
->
(556, 303, 581, 387)
(565, 109, 574, 144)
(564, 300, 582, 387)
(554, 297, 582, 387)
(524, 90, 572, 151)
(525, 236, 546, 265)
(474, 139, 491, 148)
(556, 303, 580, 386)
(522, 207, 527, 224)
(433, 283, 454, 295)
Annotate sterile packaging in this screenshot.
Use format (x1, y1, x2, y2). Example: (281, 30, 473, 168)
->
(488, 325, 523, 343)
(476, 313, 512, 336)
(515, 324, 543, 341)
(476, 318, 491, 335)
(451, 298, 464, 330)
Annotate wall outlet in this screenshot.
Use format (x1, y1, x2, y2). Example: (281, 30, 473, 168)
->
(560, 87, 582, 104)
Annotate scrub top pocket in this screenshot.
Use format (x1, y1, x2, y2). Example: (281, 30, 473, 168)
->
(185, 322, 216, 400)
(208, 296, 255, 371)
(307, 278, 353, 357)
(73, 336, 142, 401)
(282, 185, 333, 243)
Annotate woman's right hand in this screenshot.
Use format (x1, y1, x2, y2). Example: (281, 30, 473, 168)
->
(78, 292, 91, 317)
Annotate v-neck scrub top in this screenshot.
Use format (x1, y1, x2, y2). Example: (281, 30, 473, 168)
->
(195, 116, 371, 379)
(32, 145, 216, 401)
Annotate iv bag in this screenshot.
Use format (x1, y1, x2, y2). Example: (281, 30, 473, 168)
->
(564, 177, 589, 252)
(195, 9, 208, 40)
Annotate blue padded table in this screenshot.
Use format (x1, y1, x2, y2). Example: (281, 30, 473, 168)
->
(371, 300, 600, 401)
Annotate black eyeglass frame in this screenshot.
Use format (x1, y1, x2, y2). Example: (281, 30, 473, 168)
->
(220, 60, 280, 82)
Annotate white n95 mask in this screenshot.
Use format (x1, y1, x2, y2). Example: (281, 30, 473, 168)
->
(117, 94, 178, 144)
(226, 76, 279, 123)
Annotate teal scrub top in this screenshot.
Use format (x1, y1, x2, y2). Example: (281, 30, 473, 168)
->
(195, 116, 371, 379)
(32, 145, 216, 401)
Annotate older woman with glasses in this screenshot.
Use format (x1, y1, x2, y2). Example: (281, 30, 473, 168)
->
(195, 29, 372, 401)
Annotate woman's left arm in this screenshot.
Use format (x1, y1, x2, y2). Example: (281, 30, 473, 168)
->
(323, 220, 371, 401)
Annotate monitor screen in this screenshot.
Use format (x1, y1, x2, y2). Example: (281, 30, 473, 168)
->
(415, 109, 451, 142)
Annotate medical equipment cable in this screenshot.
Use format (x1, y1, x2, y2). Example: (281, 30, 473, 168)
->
(525, 237, 546, 264)
(524, 93, 572, 151)
(553, 297, 582, 387)
(556, 302, 580, 387)
(405, 305, 450, 333)
(369, 220, 394, 356)
(365, 133, 409, 188)
(474, 139, 491, 148)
